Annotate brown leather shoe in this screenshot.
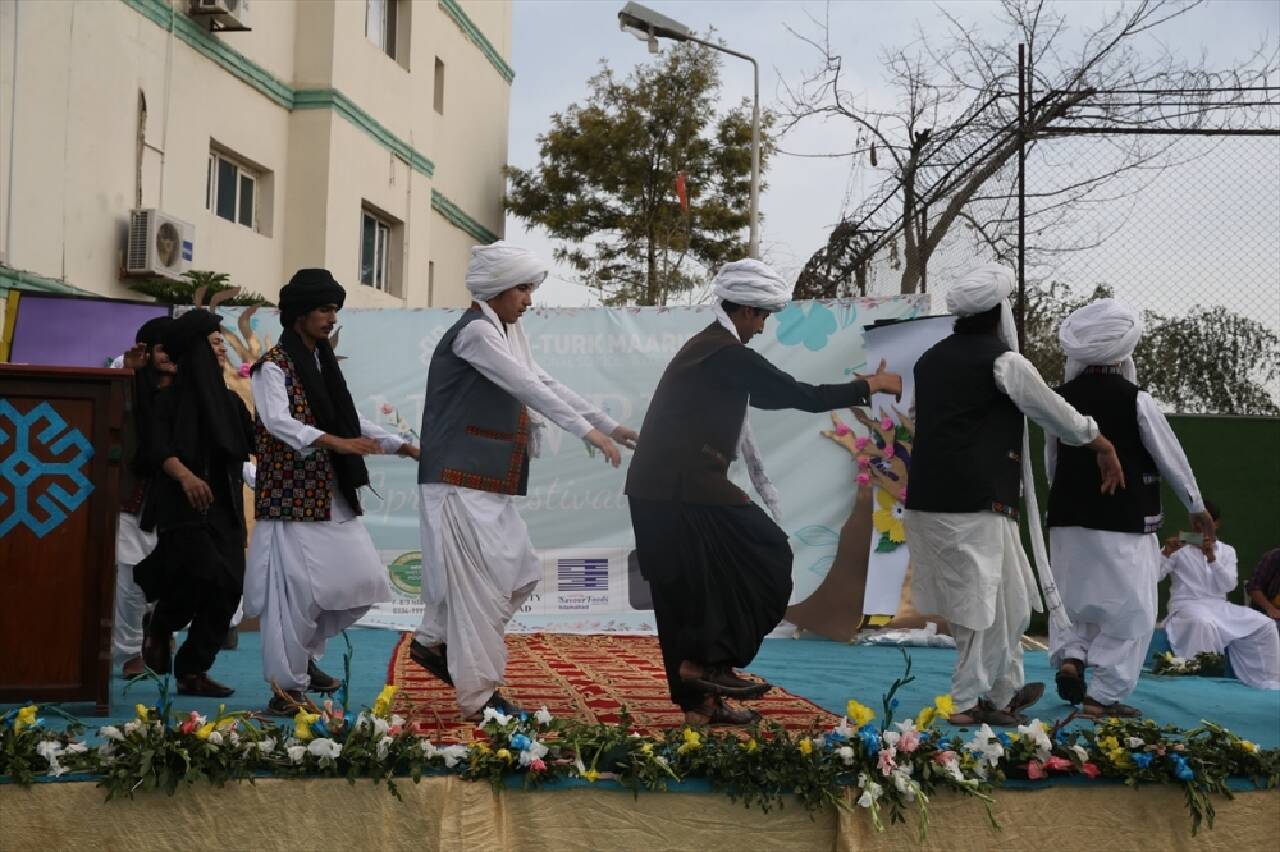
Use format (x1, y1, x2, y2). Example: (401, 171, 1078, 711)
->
(176, 672, 235, 698)
(121, 655, 145, 679)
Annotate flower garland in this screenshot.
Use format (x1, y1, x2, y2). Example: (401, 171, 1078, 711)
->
(2, 657, 1276, 837)
(1152, 650, 1229, 678)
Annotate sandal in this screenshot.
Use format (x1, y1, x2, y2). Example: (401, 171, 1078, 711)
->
(1055, 659, 1086, 705)
(680, 665, 771, 699)
(409, 639, 454, 686)
(1005, 682, 1045, 716)
(1081, 696, 1142, 719)
(947, 698, 1023, 728)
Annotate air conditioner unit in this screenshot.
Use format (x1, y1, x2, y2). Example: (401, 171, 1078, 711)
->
(126, 209, 194, 279)
(189, 0, 251, 31)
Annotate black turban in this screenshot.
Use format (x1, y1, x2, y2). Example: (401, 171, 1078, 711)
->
(135, 315, 174, 346)
(279, 268, 346, 326)
(162, 309, 223, 363)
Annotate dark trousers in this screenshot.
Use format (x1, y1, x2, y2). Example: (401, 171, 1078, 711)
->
(151, 581, 238, 677)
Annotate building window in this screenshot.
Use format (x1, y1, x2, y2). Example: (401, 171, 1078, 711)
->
(206, 151, 258, 230)
(366, 0, 398, 58)
(433, 58, 445, 114)
(360, 209, 392, 291)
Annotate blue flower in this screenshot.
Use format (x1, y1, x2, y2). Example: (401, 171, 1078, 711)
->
(997, 732, 1012, 748)
(518, 712, 528, 722)
(312, 719, 331, 738)
(1054, 728, 1074, 744)
(825, 730, 848, 746)
(1170, 755, 1194, 781)
(510, 734, 532, 752)
(1132, 752, 1153, 769)
(890, 698, 900, 710)
(857, 725, 880, 757)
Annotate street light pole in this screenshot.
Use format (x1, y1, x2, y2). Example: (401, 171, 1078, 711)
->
(617, 2, 760, 258)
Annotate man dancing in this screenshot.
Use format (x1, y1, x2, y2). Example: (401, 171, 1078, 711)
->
(904, 264, 1125, 727)
(411, 242, 635, 721)
(626, 259, 901, 725)
(1047, 298, 1214, 716)
(245, 269, 420, 716)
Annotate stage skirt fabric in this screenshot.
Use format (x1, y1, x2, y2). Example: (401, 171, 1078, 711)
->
(629, 497, 793, 708)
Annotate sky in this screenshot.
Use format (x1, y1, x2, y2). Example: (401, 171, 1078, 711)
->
(502, 0, 1279, 313)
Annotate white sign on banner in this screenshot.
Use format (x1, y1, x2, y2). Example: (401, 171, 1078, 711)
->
(222, 296, 929, 634)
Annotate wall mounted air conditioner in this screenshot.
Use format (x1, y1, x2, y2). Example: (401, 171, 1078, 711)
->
(189, 0, 252, 32)
(126, 209, 194, 279)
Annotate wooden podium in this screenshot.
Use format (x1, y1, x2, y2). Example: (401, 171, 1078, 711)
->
(0, 365, 130, 715)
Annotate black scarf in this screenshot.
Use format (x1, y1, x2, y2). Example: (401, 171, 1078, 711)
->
(164, 310, 249, 471)
(277, 326, 369, 512)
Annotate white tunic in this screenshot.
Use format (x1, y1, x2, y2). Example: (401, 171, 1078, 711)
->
(909, 352, 1099, 632)
(1164, 543, 1272, 646)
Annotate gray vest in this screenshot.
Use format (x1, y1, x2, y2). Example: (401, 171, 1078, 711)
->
(417, 308, 531, 496)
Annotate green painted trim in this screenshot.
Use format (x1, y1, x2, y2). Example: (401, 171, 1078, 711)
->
(0, 265, 96, 295)
(431, 190, 498, 243)
(438, 0, 514, 84)
(294, 89, 435, 177)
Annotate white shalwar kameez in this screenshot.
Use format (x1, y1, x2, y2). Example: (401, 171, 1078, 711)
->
(244, 360, 399, 691)
(1046, 392, 1203, 703)
(415, 301, 618, 717)
(906, 352, 1098, 711)
(113, 512, 156, 663)
(1162, 542, 1280, 690)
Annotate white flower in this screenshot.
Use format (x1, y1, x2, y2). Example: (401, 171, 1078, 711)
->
(1070, 744, 1090, 764)
(123, 720, 141, 736)
(518, 739, 550, 767)
(376, 736, 393, 761)
(654, 756, 669, 768)
(1126, 737, 1145, 749)
(482, 707, 512, 728)
(439, 745, 468, 768)
(36, 741, 66, 777)
(390, 714, 406, 730)
(837, 746, 855, 766)
(1017, 720, 1053, 761)
(307, 738, 342, 760)
(882, 730, 901, 749)
(419, 740, 438, 759)
(964, 724, 1005, 767)
(99, 726, 123, 741)
(534, 706, 553, 726)
(356, 711, 388, 736)
(287, 745, 307, 764)
(256, 737, 277, 755)
(857, 780, 883, 808)
(208, 731, 224, 747)
(891, 767, 916, 800)
(832, 716, 854, 740)
(64, 742, 88, 755)
(228, 731, 240, 747)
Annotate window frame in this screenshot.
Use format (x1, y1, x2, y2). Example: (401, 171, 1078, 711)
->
(206, 150, 259, 232)
(360, 209, 393, 292)
(366, 0, 398, 59)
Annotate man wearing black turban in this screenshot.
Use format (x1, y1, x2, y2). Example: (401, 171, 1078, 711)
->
(136, 309, 254, 697)
(111, 315, 175, 679)
(244, 269, 419, 715)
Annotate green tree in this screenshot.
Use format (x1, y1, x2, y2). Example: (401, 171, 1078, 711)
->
(127, 270, 271, 306)
(1023, 281, 1279, 415)
(505, 42, 773, 306)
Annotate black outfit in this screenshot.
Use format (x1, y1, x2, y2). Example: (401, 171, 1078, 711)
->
(625, 322, 871, 710)
(905, 330, 1024, 519)
(1047, 368, 1162, 533)
(135, 310, 253, 678)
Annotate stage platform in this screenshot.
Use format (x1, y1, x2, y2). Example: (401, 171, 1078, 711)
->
(3, 629, 1278, 850)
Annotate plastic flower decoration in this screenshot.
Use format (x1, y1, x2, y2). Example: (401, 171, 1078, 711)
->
(915, 706, 937, 729)
(371, 685, 398, 719)
(294, 710, 321, 743)
(798, 737, 814, 756)
(14, 705, 38, 733)
(677, 728, 702, 754)
(933, 695, 955, 719)
(846, 699, 876, 728)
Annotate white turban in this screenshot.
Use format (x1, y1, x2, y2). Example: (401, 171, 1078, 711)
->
(946, 263, 1018, 350)
(712, 258, 793, 313)
(1059, 298, 1143, 383)
(465, 241, 549, 301)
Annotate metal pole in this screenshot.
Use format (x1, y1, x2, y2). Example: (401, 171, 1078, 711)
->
(1017, 42, 1026, 350)
(919, 202, 929, 294)
(748, 56, 760, 258)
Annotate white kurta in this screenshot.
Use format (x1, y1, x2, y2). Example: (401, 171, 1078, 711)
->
(908, 351, 1098, 709)
(1047, 390, 1203, 703)
(1162, 542, 1280, 690)
(112, 511, 156, 662)
(245, 359, 400, 691)
(415, 303, 618, 717)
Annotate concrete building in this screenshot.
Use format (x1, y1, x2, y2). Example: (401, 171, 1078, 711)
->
(0, 0, 512, 310)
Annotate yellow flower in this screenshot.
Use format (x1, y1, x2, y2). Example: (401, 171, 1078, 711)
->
(1009, 733, 1021, 743)
(371, 685, 398, 718)
(640, 742, 654, 756)
(294, 711, 320, 742)
(195, 722, 216, 740)
(846, 700, 876, 728)
(678, 728, 703, 755)
(934, 695, 955, 719)
(872, 488, 906, 543)
(1098, 736, 1121, 753)
(1109, 749, 1132, 769)
(472, 741, 491, 754)
(496, 748, 512, 762)
(742, 738, 759, 753)
(915, 707, 936, 729)
(799, 737, 814, 756)
(14, 705, 38, 732)
(1239, 740, 1258, 753)
(583, 769, 600, 783)
(135, 704, 150, 722)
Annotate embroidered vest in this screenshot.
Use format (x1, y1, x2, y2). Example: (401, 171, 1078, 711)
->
(253, 346, 334, 520)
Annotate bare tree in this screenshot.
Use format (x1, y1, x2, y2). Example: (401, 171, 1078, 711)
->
(781, 0, 1277, 297)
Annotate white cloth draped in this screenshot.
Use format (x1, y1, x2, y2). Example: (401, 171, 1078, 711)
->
(1162, 542, 1280, 690)
(1059, 298, 1143, 383)
(244, 360, 399, 690)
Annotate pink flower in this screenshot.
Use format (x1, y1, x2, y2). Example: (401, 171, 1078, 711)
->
(854, 436, 870, 451)
(857, 455, 871, 469)
(877, 747, 897, 777)
(1026, 760, 1046, 780)
(530, 758, 547, 772)
(179, 711, 200, 735)
(1044, 756, 1074, 772)
(883, 445, 896, 459)
(880, 417, 893, 431)
(897, 729, 920, 754)
(856, 472, 871, 486)
(238, 362, 251, 378)
(834, 422, 851, 437)
(381, 403, 395, 415)
(1080, 762, 1101, 779)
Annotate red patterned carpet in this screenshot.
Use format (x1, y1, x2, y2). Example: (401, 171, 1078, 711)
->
(387, 632, 840, 742)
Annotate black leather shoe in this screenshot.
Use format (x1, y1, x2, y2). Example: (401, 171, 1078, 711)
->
(176, 672, 235, 697)
(306, 660, 341, 692)
(266, 690, 307, 717)
(408, 639, 453, 686)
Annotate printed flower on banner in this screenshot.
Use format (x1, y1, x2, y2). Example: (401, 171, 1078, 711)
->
(775, 302, 838, 352)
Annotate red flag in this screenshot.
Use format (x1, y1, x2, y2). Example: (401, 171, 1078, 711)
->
(674, 171, 688, 212)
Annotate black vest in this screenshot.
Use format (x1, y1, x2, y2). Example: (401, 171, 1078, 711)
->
(906, 332, 1024, 518)
(1047, 370, 1162, 533)
(417, 308, 532, 496)
(625, 323, 751, 505)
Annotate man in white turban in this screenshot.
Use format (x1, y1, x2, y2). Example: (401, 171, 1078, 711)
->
(626, 258, 902, 725)
(411, 241, 638, 720)
(1046, 298, 1213, 716)
(904, 264, 1126, 727)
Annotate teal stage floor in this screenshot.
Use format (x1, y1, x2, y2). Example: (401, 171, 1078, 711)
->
(9, 628, 1279, 748)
